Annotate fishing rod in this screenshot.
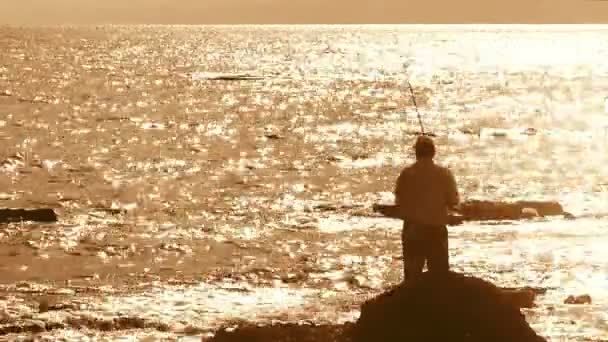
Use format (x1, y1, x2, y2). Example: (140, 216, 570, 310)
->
(403, 64, 426, 135)
(405, 79, 426, 135)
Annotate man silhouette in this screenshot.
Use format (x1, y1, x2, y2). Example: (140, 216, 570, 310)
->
(394, 135, 459, 281)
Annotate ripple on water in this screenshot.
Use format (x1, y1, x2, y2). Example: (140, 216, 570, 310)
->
(316, 214, 401, 233)
(98, 283, 319, 330)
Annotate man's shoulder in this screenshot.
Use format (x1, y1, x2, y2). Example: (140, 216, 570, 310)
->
(399, 163, 417, 175)
(432, 162, 455, 177)
(399, 161, 455, 176)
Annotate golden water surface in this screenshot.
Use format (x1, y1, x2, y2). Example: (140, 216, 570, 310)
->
(0, 25, 607, 341)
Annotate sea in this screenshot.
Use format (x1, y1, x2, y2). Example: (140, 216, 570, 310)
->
(0, 24, 607, 341)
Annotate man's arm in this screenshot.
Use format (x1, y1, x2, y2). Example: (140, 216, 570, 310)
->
(446, 168, 460, 209)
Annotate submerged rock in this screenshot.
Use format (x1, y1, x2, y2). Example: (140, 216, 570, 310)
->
(354, 271, 546, 342)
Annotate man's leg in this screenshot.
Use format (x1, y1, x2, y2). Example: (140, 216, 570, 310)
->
(402, 223, 425, 281)
(426, 225, 449, 273)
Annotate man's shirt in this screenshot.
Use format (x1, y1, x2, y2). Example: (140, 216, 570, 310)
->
(394, 159, 459, 226)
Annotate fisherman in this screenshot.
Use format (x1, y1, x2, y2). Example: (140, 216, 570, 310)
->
(394, 135, 460, 281)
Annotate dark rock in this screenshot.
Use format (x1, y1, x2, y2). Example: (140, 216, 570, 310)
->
(563, 212, 576, 220)
(502, 286, 548, 296)
(564, 294, 592, 305)
(264, 133, 282, 140)
(373, 200, 565, 223)
(459, 200, 564, 220)
(459, 128, 480, 135)
(0, 208, 57, 224)
(353, 271, 547, 342)
(47, 302, 78, 311)
(490, 130, 508, 138)
(500, 287, 537, 309)
(205, 273, 545, 342)
(192, 72, 264, 81)
(312, 202, 338, 212)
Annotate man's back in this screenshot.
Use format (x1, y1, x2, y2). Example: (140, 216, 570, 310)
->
(394, 160, 459, 226)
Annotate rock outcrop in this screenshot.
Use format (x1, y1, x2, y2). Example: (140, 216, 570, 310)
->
(207, 272, 546, 342)
(353, 271, 546, 342)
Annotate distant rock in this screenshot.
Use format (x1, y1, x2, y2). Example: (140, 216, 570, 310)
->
(373, 200, 566, 223)
(0, 208, 57, 224)
(458, 200, 564, 221)
(353, 271, 547, 342)
(191, 72, 264, 81)
(564, 294, 592, 305)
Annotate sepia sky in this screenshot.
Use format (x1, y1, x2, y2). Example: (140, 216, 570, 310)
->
(1, 0, 608, 25)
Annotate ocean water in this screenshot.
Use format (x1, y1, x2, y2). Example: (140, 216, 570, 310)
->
(0, 24, 607, 341)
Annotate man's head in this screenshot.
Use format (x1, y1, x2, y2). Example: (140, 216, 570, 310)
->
(414, 135, 436, 160)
